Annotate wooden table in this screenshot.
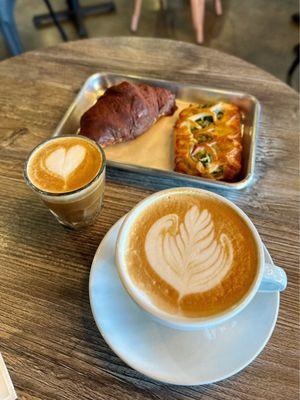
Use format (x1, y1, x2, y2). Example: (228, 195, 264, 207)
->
(0, 37, 298, 400)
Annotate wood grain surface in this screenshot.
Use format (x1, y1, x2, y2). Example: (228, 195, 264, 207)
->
(0, 37, 298, 400)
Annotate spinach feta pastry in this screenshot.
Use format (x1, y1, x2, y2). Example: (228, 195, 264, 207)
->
(174, 102, 243, 181)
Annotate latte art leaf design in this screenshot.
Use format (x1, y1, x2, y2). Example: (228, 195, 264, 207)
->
(145, 205, 233, 297)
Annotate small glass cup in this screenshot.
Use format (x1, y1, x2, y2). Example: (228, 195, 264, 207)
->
(24, 135, 106, 229)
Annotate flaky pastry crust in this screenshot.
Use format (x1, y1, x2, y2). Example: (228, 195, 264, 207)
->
(174, 102, 243, 181)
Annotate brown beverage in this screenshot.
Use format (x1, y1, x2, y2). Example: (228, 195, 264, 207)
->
(24, 135, 105, 228)
(124, 190, 258, 318)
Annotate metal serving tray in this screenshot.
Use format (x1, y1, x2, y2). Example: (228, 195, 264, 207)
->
(53, 73, 260, 190)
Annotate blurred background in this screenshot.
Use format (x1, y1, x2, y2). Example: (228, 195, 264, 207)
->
(0, 0, 299, 90)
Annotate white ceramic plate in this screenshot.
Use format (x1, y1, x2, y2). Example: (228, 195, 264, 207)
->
(89, 216, 279, 386)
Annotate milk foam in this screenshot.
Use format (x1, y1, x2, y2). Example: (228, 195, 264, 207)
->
(26, 136, 103, 194)
(44, 144, 86, 179)
(144, 205, 233, 297)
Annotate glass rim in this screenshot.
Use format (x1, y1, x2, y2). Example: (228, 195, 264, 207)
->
(23, 134, 106, 198)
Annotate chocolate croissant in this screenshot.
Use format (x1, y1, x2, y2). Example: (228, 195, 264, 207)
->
(80, 81, 177, 147)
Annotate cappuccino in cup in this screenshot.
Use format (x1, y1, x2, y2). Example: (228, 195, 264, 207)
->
(24, 135, 105, 228)
(116, 188, 287, 329)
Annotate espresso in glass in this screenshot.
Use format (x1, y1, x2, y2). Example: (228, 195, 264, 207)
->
(24, 135, 105, 229)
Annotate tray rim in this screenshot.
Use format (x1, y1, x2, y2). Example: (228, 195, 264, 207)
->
(53, 72, 261, 190)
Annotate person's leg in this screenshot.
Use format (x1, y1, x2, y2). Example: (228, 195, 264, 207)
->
(214, 0, 222, 16)
(131, 0, 143, 32)
(190, 0, 205, 44)
(0, 0, 23, 55)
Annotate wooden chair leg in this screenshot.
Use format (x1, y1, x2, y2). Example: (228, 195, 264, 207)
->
(131, 0, 142, 32)
(214, 0, 222, 16)
(190, 0, 205, 44)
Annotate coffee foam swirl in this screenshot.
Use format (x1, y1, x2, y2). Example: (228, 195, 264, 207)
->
(145, 205, 233, 297)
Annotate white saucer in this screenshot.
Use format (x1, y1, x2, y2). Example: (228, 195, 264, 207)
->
(89, 217, 279, 386)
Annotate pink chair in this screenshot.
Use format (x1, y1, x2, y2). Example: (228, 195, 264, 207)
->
(131, 0, 222, 44)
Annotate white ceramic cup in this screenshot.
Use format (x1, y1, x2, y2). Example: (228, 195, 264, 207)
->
(116, 188, 287, 330)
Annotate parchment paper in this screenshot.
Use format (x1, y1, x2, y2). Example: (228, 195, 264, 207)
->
(104, 100, 190, 171)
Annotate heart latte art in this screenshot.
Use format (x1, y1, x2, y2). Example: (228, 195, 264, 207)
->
(44, 145, 86, 179)
(145, 206, 233, 297)
(45, 144, 86, 179)
(26, 137, 102, 193)
(125, 191, 258, 317)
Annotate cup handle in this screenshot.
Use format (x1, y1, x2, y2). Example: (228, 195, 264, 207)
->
(259, 263, 287, 292)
